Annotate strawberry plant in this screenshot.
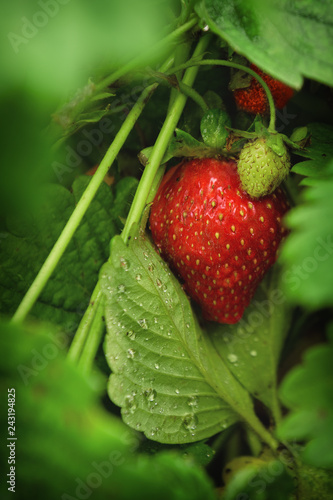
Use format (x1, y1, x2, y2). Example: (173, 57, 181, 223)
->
(1, 1, 333, 499)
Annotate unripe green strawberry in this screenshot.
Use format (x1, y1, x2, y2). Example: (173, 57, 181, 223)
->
(237, 137, 290, 198)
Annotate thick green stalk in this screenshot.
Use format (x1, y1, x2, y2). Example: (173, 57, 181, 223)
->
(122, 34, 211, 243)
(11, 58, 174, 325)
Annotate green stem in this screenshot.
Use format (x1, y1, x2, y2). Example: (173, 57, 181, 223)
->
(95, 18, 197, 92)
(246, 418, 279, 453)
(168, 40, 192, 112)
(11, 57, 174, 325)
(168, 59, 277, 132)
(67, 283, 102, 363)
(271, 388, 283, 427)
(180, 0, 198, 24)
(77, 297, 106, 374)
(245, 427, 263, 457)
(178, 81, 209, 112)
(122, 34, 212, 243)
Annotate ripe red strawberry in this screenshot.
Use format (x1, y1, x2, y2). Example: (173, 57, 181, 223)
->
(233, 64, 294, 115)
(150, 158, 289, 324)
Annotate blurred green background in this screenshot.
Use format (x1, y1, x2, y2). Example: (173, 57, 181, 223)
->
(0, 0, 177, 218)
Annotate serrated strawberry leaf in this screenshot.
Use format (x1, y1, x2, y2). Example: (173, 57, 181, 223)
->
(0, 176, 137, 328)
(277, 328, 333, 469)
(195, 0, 333, 89)
(206, 265, 291, 423)
(291, 123, 333, 178)
(101, 229, 274, 445)
(280, 160, 333, 308)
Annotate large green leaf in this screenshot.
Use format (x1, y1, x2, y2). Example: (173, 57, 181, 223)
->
(0, 176, 137, 328)
(280, 160, 333, 308)
(206, 265, 291, 423)
(195, 0, 333, 88)
(277, 328, 333, 470)
(101, 229, 275, 445)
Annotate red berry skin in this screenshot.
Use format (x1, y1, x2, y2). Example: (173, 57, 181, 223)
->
(234, 64, 294, 114)
(150, 158, 289, 324)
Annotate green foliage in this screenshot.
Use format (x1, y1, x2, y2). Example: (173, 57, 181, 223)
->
(280, 159, 333, 308)
(0, 320, 216, 500)
(0, 176, 137, 328)
(296, 463, 333, 500)
(101, 227, 278, 446)
(195, 0, 333, 88)
(1, 0, 333, 497)
(278, 328, 333, 469)
(291, 123, 333, 184)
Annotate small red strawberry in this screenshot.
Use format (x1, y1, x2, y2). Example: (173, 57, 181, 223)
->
(233, 64, 294, 115)
(150, 158, 289, 324)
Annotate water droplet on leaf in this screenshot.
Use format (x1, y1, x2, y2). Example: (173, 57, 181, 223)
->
(187, 395, 199, 408)
(138, 318, 148, 329)
(144, 388, 156, 402)
(227, 353, 238, 363)
(182, 414, 198, 431)
(127, 348, 136, 359)
(124, 394, 137, 413)
(120, 257, 130, 270)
